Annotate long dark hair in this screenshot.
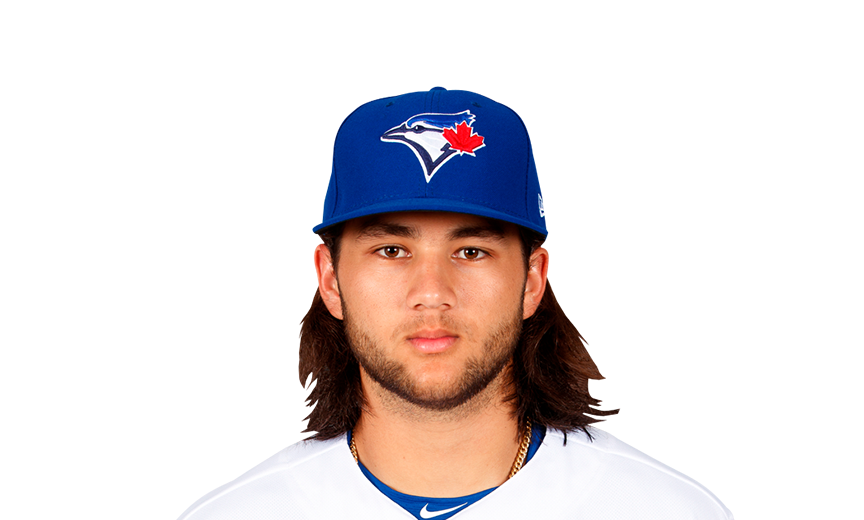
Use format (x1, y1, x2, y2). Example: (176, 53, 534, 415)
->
(299, 225, 617, 440)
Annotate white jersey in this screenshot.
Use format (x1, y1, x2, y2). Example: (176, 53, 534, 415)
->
(178, 428, 733, 519)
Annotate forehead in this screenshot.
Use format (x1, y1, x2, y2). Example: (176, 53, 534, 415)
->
(344, 211, 519, 240)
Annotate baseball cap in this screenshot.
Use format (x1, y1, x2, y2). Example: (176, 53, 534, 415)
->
(313, 87, 547, 236)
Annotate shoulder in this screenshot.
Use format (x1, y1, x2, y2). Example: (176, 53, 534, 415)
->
(176, 435, 362, 520)
(528, 428, 734, 519)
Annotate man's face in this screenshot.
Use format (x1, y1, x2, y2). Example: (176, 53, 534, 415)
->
(316, 211, 546, 411)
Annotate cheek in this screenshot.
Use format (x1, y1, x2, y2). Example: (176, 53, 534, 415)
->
(341, 268, 404, 317)
(455, 268, 525, 315)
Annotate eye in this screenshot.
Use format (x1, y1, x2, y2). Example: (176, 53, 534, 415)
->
(455, 247, 487, 260)
(376, 246, 408, 258)
(412, 125, 425, 132)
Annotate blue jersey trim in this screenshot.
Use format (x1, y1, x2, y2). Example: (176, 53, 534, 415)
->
(348, 424, 546, 520)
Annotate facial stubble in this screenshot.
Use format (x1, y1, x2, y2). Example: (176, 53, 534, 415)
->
(342, 300, 524, 414)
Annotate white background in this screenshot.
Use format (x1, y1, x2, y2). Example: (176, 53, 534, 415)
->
(0, 1, 852, 519)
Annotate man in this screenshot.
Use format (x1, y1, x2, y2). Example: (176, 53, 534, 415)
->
(178, 88, 732, 519)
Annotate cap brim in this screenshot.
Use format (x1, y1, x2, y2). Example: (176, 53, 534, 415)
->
(313, 198, 548, 237)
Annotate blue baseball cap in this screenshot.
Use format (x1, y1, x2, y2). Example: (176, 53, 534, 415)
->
(313, 87, 547, 236)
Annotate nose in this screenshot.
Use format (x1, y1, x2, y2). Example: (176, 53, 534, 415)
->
(407, 253, 456, 311)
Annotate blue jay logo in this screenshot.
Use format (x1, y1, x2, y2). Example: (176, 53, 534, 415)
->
(381, 110, 485, 183)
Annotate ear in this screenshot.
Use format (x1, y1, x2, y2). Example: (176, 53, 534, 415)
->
(314, 244, 343, 320)
(523, 247, 549, 319)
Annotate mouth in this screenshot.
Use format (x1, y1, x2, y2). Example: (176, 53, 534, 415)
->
(407, 329, 458, 354)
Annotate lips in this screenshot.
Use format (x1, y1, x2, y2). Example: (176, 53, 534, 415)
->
(407, 329, 458, 353)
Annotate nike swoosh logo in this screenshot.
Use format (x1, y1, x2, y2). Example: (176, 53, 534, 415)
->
(419, 502, 468, 519)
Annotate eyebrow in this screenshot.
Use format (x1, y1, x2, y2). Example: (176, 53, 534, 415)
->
(353, 217, 508, 242)
(355, 222, 419, 241)
(446, 224, 507, 242)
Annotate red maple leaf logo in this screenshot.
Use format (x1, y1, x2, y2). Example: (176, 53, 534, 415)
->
(443, 122, 485, 155)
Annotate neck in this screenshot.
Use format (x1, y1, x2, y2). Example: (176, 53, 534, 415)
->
(351, 366, 522, 498)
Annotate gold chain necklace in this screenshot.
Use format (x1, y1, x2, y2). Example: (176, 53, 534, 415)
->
(350, 418, 533, 481)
